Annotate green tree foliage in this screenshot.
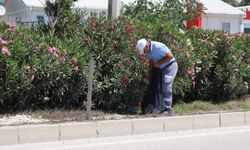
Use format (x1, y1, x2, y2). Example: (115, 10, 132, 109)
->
(239, 0, 250, 5)
(121, 0, 201, 30)
(44, 0, 78, 31)
(222, 0, 239, 6)
(0, 0, 4, 5)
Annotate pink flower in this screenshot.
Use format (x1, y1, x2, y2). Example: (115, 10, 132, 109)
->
(8, 24, 16, 32)
(61, 57, 66, 63)
(224, 34, 230, 39)
(62, 49, 67, 55)
(113, 40, 118, 46)
(244, 82, 249, 90)
(52, 47, 59, 53)
(72, 66, 79, 72)
(8, 40, 13, 44)
(178, 48, 183, 52)
(185, 51, 190, 60)
(31, 75, 35, 81)
(1, 46, 10, 56)
(188, 69, 193, 77)
(24, 65, 30, 70)
(91, 19, 96, 29)
(71, 57, 78, 63)
(192, 81, 196, 88)
(240, 56, 244, 60)
(126, 24, 134, 33)
(122, 77, 129, 86)
(232, 54, 237, 61)
(146, 31, 152, 37)
(188, 68, 196, 88)
(118, 16, 123, 20)
(136, 101, 141, 108)
(36, 44, 44, 49)
(112, 40, 118, 50)
(32, 68, 37, 73)
(234, 68, 239, 72)
(52, 52, 59, 58)
(48, 47, 58, 53)
(0, 39, 8, 45)
(48, 47, 53, 53)
(19, 32, 24, 37)
(64, 17, 71, 24)
(236, 32, 243, 36)
(85, 36, 91, 44)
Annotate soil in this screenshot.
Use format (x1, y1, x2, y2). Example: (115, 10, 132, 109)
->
(0, 95, 250, 126)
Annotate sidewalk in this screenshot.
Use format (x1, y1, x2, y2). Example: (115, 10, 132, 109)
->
(0, 111, 250, 145)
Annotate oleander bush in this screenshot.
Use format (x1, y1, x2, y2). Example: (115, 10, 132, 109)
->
(0, 0, 249, 113)
(185, 29, 250, 102)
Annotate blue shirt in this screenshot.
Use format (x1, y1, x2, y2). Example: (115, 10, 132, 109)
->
(146, 41, 175, 69)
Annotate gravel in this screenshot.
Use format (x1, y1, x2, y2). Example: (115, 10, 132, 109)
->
(0, 113, 133, 126)
(0, 114, 49, 126)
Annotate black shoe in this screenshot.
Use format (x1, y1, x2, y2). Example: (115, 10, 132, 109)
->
(161, 109, 172, 116)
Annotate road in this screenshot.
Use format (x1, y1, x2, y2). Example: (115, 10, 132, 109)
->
(1, 125, 250, 150)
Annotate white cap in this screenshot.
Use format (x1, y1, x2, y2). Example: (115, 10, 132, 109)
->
(136, 39, 147, 55)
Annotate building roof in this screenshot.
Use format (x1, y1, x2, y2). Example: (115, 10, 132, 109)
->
(73, 0, 108, 10)
(200, 0, 245, 15)
(22, 0, 164, 9)
(237, 5, 250, 10)
(22, 0, 44, 8)
(22, 0, 245, 15)
(22, 0, 108, 10)
(121, 0, 245, 15)
(121, 0, 164, 5)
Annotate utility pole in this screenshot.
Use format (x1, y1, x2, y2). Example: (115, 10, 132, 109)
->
(108, 0, 121, 20)
(86, 59, 95, 120)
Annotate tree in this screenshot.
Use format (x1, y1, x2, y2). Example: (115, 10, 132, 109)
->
(222, 0, 240, 6)
(44, 0, 78, 30)
(0, 0, 4, 5)
(239, 0, 250, 6)
(121, 0, 201, 30)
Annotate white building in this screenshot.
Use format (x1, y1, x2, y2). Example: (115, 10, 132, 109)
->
(4, 0, 119, 26)
(123, 0, 246, 33)
(200, 0, 245, 33)
(3, 0, 246, 33)
(237, 5, 250, 33)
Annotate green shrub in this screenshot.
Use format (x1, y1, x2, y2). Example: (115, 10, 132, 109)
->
(0, 2, 249, 113)
(0, 22, 88, 112)
(186, 29, 250, 102)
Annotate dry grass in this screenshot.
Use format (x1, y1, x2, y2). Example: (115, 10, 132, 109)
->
(0, 95, 250, 124)
(173, 95, 250, 115)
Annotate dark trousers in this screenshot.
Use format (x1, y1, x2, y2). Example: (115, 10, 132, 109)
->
(142, 62, 178, 113)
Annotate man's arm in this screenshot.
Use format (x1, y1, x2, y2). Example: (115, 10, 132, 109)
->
(149, 59, 154, 68)
(154, 52, 173, 68)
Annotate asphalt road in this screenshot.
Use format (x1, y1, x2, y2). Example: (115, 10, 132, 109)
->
(2, 125, 250, 150)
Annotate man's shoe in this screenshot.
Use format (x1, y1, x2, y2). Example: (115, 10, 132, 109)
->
(161, 109, 172, 116)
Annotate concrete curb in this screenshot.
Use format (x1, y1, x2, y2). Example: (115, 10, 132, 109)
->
(1, 111, 250, 145)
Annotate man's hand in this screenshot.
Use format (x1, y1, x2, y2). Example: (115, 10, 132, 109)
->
(154, 52, 174, 69)
(149, 60, 154, 68)
(154, 63, 160, 68)
(140, 55, 146, 61)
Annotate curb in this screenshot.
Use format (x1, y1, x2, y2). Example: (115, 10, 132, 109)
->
(0, 111, 250, 145)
